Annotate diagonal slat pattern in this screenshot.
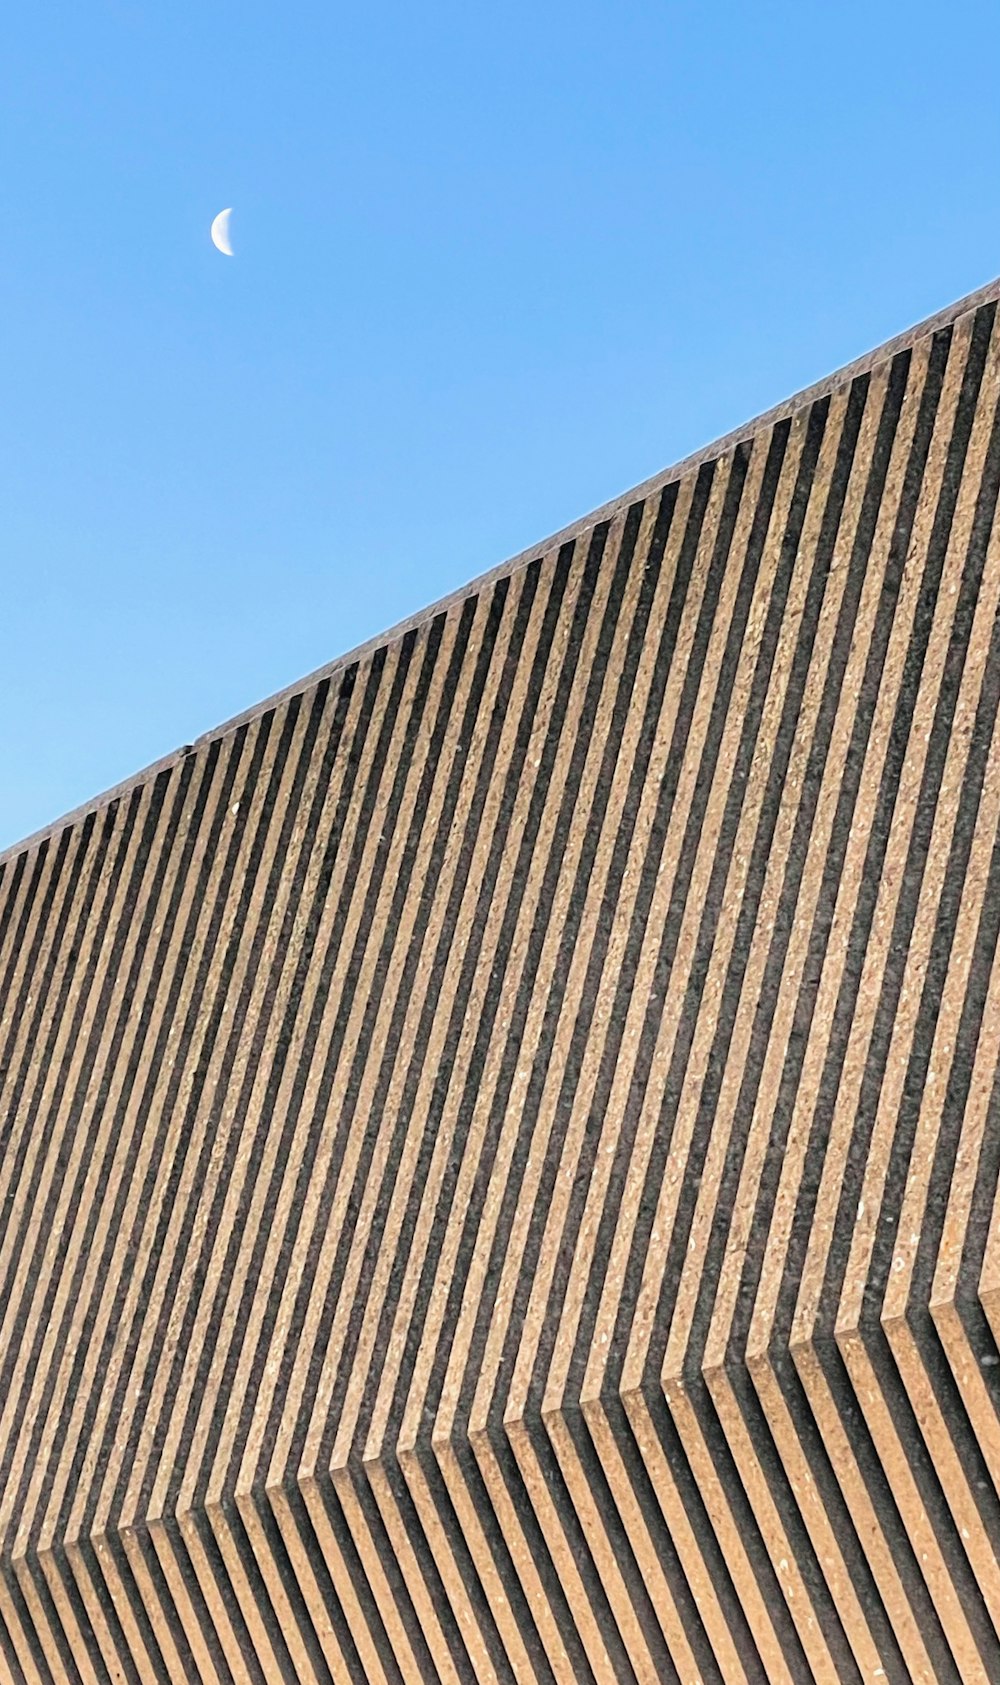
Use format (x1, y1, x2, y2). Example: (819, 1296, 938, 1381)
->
(3, 281, 1000, 1682)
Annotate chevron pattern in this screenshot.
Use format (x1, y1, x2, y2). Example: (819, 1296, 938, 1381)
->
(3, 286, 1000, 1683)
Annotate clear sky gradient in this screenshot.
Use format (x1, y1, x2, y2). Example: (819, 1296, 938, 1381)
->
(4, 0, 1000, 850)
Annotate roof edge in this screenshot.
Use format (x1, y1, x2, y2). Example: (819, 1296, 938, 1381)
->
(5, 270, 1000, 869)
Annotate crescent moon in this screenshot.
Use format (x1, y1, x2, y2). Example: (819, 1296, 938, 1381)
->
(211, 208, 234, 256)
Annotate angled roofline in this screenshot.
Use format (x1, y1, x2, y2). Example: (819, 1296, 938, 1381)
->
(5, 270, 1000, 870)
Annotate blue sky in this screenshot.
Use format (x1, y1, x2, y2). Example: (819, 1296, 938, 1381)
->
(3, 0, 999, 851)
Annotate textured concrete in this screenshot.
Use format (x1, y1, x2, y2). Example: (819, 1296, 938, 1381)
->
(3, 280, 1000, 1682)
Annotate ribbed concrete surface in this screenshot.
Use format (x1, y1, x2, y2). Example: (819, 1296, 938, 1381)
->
(3, 284, 1000, 1684)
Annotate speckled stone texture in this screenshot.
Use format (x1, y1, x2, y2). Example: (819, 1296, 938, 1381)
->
(3, 279, 1000, 1683)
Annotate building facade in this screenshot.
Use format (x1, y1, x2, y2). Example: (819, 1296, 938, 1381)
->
(2, 279, 1000, 1682)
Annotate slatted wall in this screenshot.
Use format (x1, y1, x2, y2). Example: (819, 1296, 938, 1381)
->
(3, 284, 1000, 1683)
